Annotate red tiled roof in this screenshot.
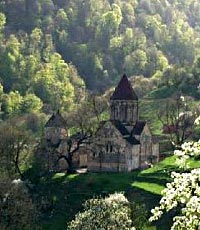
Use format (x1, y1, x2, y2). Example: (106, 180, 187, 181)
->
(110, 74, 138, 100)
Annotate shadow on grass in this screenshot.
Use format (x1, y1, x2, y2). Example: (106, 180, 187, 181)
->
(135, 176, 168, 186)
(33, 171, 141, 230)
(31, 169, 175, 230)
(127, 186, 174, 230)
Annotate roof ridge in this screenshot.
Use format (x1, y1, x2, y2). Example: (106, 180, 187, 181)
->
(131, 120, 146, 135)
(45, 111, 66, 128)
(110, 74, 138, 101)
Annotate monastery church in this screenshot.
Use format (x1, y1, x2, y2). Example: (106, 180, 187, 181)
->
(44, 74, 159, 172)
(87, 74, 159, 172)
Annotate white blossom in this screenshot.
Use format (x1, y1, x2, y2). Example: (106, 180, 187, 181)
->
(150, 140, 200, 230)
(67, 193, 136, 230)
(174, 140, 200, 168)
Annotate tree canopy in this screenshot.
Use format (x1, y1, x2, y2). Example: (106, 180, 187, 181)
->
(0, 0, 200, 111)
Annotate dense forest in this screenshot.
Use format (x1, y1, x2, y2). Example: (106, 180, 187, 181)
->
(1, 1, 200, 230)
(0, 0, 200, 117)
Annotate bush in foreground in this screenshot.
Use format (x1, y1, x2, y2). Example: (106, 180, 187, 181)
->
(67, 192, 144, 230)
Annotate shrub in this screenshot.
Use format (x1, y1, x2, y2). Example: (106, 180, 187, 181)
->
(67, 193, 136, 230)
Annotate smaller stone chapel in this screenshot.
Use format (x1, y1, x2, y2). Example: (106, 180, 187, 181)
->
(87, 74, 159, 172)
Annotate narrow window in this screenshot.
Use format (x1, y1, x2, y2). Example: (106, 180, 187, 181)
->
(106, 145, 109, 152)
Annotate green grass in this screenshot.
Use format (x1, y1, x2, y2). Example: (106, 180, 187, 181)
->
(148, 86, 177, 99)
(139, 99, 163, 135)
(131, 182, 164, 195)
(35, 156, 200, 230)
(188, 157, 200, 168)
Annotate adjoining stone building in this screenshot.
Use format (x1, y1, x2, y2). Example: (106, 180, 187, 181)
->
(44, 110, 86, 171)
(87, 74, 159, 172)
(45, 110, 68, 147)
(43, 110, 68, 171)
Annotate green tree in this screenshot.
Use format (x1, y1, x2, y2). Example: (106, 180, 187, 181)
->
(55, 8, 69, 31)
(0, 172, 40, 230)
(96, 4, 122, 49)
(0, 119, 34, 178)
(0, 12, 5, 37)
(32, 53, 76, 111)
(0, 35, 22, 92)
(28, 28, 43, 56)
(124, 49, 147, 76)
(21, 93, 43, 114)
(157, 95, 196, 147)
(1, 91, 23, 117)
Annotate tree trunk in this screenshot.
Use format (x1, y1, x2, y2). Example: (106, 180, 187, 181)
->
(67, 153, 75, 174)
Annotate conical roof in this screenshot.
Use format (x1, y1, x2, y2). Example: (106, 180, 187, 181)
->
(110, 74, 138, 100)
(45, 110, 66, 128)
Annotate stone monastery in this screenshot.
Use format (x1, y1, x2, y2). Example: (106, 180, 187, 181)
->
(44, 74, 159, 172)
(87, 74, 159, 172)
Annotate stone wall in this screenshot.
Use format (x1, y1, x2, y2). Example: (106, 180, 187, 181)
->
(87, 121, 142, 172)
(110, 100, 138, 123)
(45, 127, 67, 146)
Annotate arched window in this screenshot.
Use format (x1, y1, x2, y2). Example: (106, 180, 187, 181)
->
(106, 143, 113, 153)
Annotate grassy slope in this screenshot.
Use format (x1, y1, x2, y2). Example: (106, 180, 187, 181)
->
(139, 99, 163, 135)
(38, 156, 200, 230)
(39, 88, 200, 229)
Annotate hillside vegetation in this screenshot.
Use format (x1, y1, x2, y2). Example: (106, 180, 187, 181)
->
(0, 0, 200, 117)
(0, 2, 200, 230)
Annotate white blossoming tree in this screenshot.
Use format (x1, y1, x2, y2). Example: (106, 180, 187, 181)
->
(150, 140, 200, 230)
(174, 140, 200, 169)
(67, 193, 138, 230)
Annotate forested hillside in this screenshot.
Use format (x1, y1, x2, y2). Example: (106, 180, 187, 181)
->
(1, 0, 200, 115)
(1, 2, 200, 230)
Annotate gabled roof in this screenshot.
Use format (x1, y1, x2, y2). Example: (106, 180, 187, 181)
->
(131, 121, 146, 135)
(125, 136, 140, 145)
(110, 74, 138, 101)
(112, 121, 140, 145)
(45, 111, 66, 128)
(111, 120, 130, 136)
(95, 120, 141, 145)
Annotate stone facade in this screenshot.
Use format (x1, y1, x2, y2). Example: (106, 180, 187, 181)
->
(44, 110, 68, 147)
(43, 111, 87, 171)
(88, 74, 159, 172)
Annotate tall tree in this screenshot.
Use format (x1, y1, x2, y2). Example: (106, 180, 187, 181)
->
(0, 119, 34, 179)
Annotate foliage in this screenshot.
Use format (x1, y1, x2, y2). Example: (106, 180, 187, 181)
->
(156, 95, 196, 146)
(0, 173, 40, 230)
(67, 193, 137, 230)
(21, 93, 43, 114)
(0, 118, 34, 178)
(150, 140, 200, 230)
(55, 95, 108, 173)
(0, 0, 200, 98)
(174, 140, 200, 168)
(26, 155, 200, 230)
